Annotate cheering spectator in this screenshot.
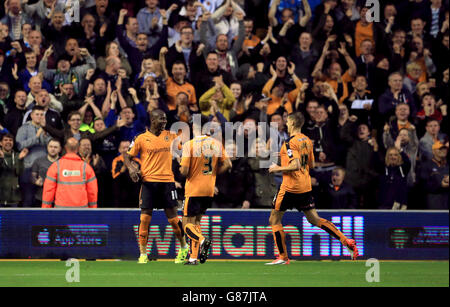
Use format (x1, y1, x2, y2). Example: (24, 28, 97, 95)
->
(4, 89, 27, 136)
(24, 76, 63, 113)
(344, 122, 380, 209)
(312, 40, 357, 104)
(160, 47, 198, 111)
(116, 8, 169, 75)
(418, 141, 449, 209)
(15, 105, 52, 206)
(378, 147, 411, 210)
(96, 41, 132, 77)
(415, 93, 444, 138)
(318, 166, 358, 209)
(214, 141, 254, 208)
(211, 0, 245, 40)
(0, 133, 28, 206)
(104, 88, 148, 142)
(22, 89, 63, 130)
(418, 118, 447, 162)
(247, 137, 277, 208)
(200, 8, 245, 79)
(199, 74, 235, 121)
(111, 139, 141, 208)
(39, 45, 96, 95)
(378, 72, 416, 123)
(165, 25, 205, 82)
(1, 0, 32, 41)
(31, 138, 61, 206)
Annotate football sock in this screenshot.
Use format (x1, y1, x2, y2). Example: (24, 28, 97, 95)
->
(184, 223, 205, 243)
(317, 218, 348, 245)
(272, 224, 288, 260)
(185, 224, 205, 260)
(168, 217, 185, 245)
(189, 241, 200, 260)
(139, 214, 152, 255)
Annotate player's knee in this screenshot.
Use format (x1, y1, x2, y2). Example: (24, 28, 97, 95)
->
(307, 215, 320, 227)
(269, 215, 279, 226)
(141, 209, 153, 217)
(139, 228, 148, 237)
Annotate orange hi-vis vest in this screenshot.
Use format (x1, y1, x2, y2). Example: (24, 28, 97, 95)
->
(42, 153, 98, 208)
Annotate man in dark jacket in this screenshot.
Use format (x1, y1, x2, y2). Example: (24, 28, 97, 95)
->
(4, 90, 28, 137)
(418, 141, 449, 209)
(42, 110, 124, 146)
(319, 167, 358, 209)
(116, 8, 168, 75)
(0, 133, 28, 206)
(213, 142, 254, 208)
(344, 122, 381, 209)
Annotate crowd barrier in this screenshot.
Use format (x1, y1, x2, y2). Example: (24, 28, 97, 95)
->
(0, 209, 448, 260)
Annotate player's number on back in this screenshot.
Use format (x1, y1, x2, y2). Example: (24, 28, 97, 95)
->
(300, 154, 308, 169)
(203, 156, 213, 175)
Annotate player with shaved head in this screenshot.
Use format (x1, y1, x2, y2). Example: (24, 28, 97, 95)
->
(124, 109, 189, 264)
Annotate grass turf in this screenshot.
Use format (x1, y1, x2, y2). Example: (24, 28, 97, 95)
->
(0, 260, 447, 287)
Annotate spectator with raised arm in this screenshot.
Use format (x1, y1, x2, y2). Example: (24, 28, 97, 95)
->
(343, 122, 381, 209)
(194, 51, 233, 99)
(24, 75, 63, 113)
(96, 41, 133, 78)
(200, 9, 245, 79)
(378, 146, 411, 210)
(284, 31, 319, 82)
(210, 0, 245, 41)
(160, 47, 198, 112)
(4, 90, 27, 137)
(21, 0, 65, 30)
(269, 0, 311, 44)
(261, 62, 304, 115)
(165, 25, 205, 82)
(116, 8, 169, 75)
(199, 74, 235, 121)
(1, 0, 33, 41)
(39, 45, 96, 96)
(312, 41, 357, 104)
(104, 87, 147, 142)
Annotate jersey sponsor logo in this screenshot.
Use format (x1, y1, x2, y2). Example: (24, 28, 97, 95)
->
(62, 170, 81, 177)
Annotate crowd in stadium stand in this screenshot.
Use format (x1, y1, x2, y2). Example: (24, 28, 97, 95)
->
(0, 0, 448, 210)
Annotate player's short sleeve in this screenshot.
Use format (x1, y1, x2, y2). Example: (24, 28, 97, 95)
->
(287, 138, 301, 162)
(180, 141, 192, 168)
(127, 136, 140, 157)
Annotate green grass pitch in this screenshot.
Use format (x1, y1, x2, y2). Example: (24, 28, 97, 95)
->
(0, 260, 448, 287)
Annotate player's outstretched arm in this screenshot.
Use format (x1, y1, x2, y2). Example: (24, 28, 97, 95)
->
(124, 152, 140, 182)
(269, 159, 300, 174)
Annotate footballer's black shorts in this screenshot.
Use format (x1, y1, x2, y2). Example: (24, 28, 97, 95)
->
(272, 189, 315, 212)
(183, 196, 213, 217)
(139, 182, 178, 210)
